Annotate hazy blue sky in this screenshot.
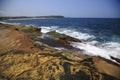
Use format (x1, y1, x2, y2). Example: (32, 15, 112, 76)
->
(0, 0, 120, 18)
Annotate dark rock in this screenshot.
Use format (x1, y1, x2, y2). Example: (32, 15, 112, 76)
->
(35, 28, 41, 33)
(15, 28, 19, 31)
(102, 73, 118, 80)
(47, 31, 81, 49)
(110, 56, 120, 63)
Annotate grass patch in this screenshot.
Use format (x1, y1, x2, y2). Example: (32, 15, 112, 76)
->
(47, 31, 66, 40)
(20, 27, 36, 33)
(34, 43, 46, 50)
(20, 27, 40, 39)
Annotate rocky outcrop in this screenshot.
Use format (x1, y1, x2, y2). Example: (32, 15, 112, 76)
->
(0, 24, 40, 54)
(46, 31, 81, 49)
(110, 56, 120, 64)
(0, 51, 119, 80)
(0, 23, 120, 80)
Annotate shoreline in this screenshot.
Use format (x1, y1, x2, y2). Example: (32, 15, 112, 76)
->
(0, 23, 120, 80)
(0, 22, 120, 65)
(1, 21, 120, 64)
(2, 19, 120, 64)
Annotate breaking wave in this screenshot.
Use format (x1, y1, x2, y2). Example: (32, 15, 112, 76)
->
(40, 26, 120, 63)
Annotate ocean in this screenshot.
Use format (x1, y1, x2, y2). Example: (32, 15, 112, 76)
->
(3, 18, 120, 62)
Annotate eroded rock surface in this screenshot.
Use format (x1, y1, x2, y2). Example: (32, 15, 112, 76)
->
(0, 23, 120, 80)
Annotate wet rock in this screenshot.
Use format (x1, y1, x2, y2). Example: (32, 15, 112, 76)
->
(110, 56, 120, 63)
(15, 28, 19, 31)
(47, 31, 81, 49)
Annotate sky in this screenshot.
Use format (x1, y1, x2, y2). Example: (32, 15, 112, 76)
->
(0, 0, 120, 18)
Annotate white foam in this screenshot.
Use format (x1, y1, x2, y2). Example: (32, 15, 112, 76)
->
(0, 21, 21, 25)
(101, 42, 120, 59)
(56, 28, 95, 40)
(70, 41, 120, 63)
(54, 47, 65, 50)
(0, 21, 6, 24)
(40, 26, 58, 33)
(40, 26, 120, 61)
(40, 26, 95, 40)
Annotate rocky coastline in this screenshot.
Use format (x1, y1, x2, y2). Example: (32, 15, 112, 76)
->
(0, 23, 120, 80)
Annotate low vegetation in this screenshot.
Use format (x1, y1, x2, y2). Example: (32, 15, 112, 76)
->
(20, 26, 41, 39)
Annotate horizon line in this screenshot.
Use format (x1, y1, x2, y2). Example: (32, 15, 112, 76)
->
(0, 15, 120, 19)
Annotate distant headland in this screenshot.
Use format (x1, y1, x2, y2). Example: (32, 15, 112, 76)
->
(0, 15, 65, 20)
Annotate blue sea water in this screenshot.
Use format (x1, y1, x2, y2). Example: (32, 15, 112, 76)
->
(3, 18, 120, 61)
